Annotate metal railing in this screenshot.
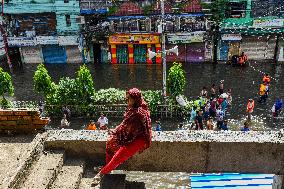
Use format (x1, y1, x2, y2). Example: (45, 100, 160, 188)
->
(10, 101, 184, 118)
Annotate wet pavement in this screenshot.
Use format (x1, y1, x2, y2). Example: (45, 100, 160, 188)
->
(1, 61, 284, 131)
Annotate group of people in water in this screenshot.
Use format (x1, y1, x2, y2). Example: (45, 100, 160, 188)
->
(170, 72, 283, 132)
(186, 80, 235, 131)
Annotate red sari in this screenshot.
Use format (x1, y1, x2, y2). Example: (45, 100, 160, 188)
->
(100, 89, 152, 174)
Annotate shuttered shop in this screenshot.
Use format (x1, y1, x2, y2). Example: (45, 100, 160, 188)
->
(66, 46, 81, 63)
(240, 36, 276, 60)
(21, 46, 42, 63)
(42, 45, 67, 64)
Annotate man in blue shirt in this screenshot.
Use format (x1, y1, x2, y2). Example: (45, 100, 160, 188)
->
(241, 122, 250, 132)
(221, 120, 229, 131)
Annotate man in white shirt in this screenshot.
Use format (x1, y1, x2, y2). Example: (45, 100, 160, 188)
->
(97, 113, 108, 130)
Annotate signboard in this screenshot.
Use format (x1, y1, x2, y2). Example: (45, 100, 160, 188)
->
(58, 36, 79, 46)
(36, 36, 58, 45)
(221, 34, 242, 41)
(8, 37, 36, 47)
(167, 32, 205, 44)
(253, 19, 284, 27)
(109, 34, 160, 44)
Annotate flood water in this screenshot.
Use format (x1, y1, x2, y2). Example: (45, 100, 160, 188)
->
(1, 61, 284, 131)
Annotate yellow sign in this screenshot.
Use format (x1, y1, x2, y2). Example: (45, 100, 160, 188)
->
(109, 34, 160, 44)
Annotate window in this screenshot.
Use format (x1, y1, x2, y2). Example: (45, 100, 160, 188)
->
(138, 19, 148, 32)
(128, 20, 139, 32)
(226, 2, 247, 18)
(64, 0, 69, 3)
(66, 15, 71, 27)
(251, 0, 284, 17)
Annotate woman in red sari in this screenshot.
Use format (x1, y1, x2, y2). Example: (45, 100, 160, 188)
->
(92, 88, 152, 185)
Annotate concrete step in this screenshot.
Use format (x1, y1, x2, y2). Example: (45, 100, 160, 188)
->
(125, 181, 146, 189)
(100, 174, 126, 189)
(50, 158, 85, 189)
(79, 168, 100, 189)
(20, 150, 65, 189)
(79, 168, 127, 189)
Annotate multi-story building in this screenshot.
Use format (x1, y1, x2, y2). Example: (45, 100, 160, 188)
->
(219, 0, 284, 62)
(81, 0, 210, 64)
(0, 0, 82, 64)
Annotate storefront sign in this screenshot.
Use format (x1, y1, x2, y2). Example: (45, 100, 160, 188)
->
(253, 19, 284, 27)
(36, 36, 58, 45)
(109, 34, 160, 44)
(167, 32, 205, 44)
(58, 36, 79, 46)
(8, 37, 36, 47)
(221, 34, 242, 41)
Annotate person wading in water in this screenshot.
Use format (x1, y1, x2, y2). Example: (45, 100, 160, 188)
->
(92, 88, 152, 186)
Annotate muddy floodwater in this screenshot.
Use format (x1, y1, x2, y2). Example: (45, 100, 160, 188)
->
(2, 62, 284, 131)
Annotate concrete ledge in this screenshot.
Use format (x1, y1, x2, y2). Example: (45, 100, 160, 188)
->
(45, 130, 284, 174)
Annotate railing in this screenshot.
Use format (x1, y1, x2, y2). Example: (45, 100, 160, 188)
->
(10, 101, 184, 118)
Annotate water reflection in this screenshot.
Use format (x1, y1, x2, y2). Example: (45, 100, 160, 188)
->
(1, 62, 284, 130)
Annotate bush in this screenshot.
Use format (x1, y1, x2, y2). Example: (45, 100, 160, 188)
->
(76, 65, 95, 105)
(167, 62, 186, 98)
(0, 67, 14, 108)
(33, 63, 55, 99)
(91, 88, 125, 104)
(142, 90, 163, 114)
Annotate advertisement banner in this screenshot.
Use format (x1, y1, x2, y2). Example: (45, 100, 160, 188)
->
(8, 37, 36, 47)
(253, 19, 284, 27)
(109, 34, 160, 44)
(36, 36, 58, 45)
(221, 34, 242, 41)
(167, 32, 205, 44)
(58, 36, 79, 46)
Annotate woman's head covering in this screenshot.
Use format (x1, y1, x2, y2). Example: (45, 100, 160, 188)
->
(127, 88, 149, 112)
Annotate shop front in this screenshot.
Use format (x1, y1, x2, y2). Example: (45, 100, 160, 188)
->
(109, 34, 161, 64)
(220, 34, 242, 61)
(166, 31, 205, 63)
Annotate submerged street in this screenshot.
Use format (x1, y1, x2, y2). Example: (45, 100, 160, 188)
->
(3, 61, 284, 131)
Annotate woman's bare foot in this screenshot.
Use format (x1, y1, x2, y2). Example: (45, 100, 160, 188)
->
(91, 173, 103, 187)
(93, 166, 103, 173)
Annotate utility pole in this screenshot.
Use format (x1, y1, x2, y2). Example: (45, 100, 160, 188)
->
(161, 0, 167, 97)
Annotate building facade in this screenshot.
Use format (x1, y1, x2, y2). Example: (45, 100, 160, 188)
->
(0, 0, 82, 64)
(220, 0, 284, 62)
(81, 0, 210, 64)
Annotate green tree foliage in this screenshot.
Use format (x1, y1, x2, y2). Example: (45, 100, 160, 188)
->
(166, 62, 186, 98)
(76, 65, 95, 104)
(33, 63, 55, 98)
(0, 67, 14, 108)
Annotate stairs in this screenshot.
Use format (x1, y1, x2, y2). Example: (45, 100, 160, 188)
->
(8, 149, 147, 189)
(20, 150, 65, 189)
(50, 159, 85, 189)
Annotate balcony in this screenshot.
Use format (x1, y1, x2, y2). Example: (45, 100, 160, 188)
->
(80, 0, 112, 14)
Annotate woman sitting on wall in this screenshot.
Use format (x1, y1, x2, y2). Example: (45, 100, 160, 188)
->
(92, 88, 152, 185)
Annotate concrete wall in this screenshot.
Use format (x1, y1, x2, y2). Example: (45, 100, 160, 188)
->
(45, 130, 284, 174)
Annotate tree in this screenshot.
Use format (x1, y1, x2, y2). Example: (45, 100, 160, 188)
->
(208, 0, 228, 64)
(33, 63, 55, 99)
(0, 67, 14, 108)
(166, 62, 186, 98)
(76, 65, 95, 104)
